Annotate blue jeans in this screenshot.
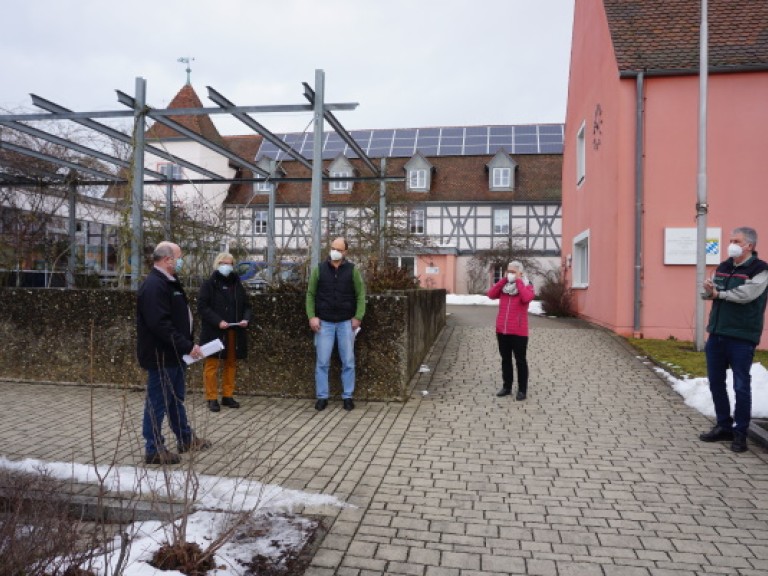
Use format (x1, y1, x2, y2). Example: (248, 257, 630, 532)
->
(314, 320, 355, 399)
(142, 365, 193, 455)
(705, 334, 755, 434)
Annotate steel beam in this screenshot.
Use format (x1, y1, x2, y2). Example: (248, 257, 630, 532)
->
(0, 140, 119, 181)
(303, 83, 379, 176)
(116, 90, 270, 178)
(29, 94, 226, 180)
(0, 103, 358, 123)
(207, 86, 314, 170)
(0, 120, 165, 179)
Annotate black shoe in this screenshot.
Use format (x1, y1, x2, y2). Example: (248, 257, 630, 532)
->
(208, 400, 221, 413)
(315, 399, 328, 411)
(221, 397, 240, 408)
(145, 450, 181, 465)
(177, 436, 211, 454)
(699, 425, 734, 442)
(343, 398, 355, 411)
(731, 431, 748, 453)
(516, 391, 527, 401)
(496, 388, 512, 397)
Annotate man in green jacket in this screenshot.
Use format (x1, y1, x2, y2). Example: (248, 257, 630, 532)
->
(306, 237, 366, 411)
(699, 226, 768, 453)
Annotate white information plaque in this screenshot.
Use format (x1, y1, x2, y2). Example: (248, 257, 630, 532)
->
(664, 227, 721, 265)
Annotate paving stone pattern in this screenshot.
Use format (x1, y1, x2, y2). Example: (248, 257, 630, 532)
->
(0, 305, 767, 575)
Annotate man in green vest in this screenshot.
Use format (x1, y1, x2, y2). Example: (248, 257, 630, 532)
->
(699, 226, 768, 453)
(306, 237, 366, 411)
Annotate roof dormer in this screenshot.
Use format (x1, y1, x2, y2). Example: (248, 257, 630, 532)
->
(486, 149, 517, 192)
(328, 155, 355, 193)
(404, 152, 434, 192)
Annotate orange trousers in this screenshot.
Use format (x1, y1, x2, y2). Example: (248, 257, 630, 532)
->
(203, 330, 237, 400)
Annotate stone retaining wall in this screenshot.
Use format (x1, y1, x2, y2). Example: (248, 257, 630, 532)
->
(0, 288, 446, 402)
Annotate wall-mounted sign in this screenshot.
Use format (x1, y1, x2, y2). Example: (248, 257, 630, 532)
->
(425, 267, 440, 274)
(664, 227, 721, 265)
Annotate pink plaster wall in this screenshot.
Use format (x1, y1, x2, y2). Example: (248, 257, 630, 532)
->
(562, 0, 630, 332)
(641, 73, 768, 343)
(417, 254, 456, 292)
(564, 0, 768, 347)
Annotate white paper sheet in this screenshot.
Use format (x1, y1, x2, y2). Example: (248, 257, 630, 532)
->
(183, 338, 225, 365)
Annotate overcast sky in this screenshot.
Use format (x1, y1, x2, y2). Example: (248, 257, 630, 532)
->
(0, 0, 574, 136)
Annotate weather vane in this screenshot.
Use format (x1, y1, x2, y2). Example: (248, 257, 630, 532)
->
(177, 57, 195, 85)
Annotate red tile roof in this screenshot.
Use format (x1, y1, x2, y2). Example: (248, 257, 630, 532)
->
(604, 0, 768, 73)
(144, 84, 226, 147)
(224, 154, 562, 206)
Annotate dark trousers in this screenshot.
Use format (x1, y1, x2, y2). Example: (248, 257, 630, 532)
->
(143, 365, 193, 455)
(496, 333, 529, 393)
(705, 334, 755, 434)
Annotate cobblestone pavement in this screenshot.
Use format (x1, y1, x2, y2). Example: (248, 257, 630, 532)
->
(1, 305, 767, 575)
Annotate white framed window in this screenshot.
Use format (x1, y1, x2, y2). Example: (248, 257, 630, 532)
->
(158, 163, 183, 180)
(408, 169, 427, 190)
(493, 209, 510, 235)
(492, 167, 511, 188)
(388, 256, 416, 275)
(572, 229, 590, 288)
(330, 171, 351, 192)
(409, 209, 425, 235)
(328, 209, 345, 235)
(576, 120, 586, 186)
(253, 210, 268, 236)
(254, 180, 273, 194)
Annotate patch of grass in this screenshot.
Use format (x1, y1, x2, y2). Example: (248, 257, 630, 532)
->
(626, 337, 768, 379)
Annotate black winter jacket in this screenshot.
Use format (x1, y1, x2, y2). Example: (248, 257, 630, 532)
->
(136, 267, 194, 369)
(197, 271, 253, 359)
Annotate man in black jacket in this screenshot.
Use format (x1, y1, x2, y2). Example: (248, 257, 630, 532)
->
(137, 241, 211, 465)
(699, 227, 768, 453)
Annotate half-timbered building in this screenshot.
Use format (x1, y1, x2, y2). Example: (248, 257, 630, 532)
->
(223, 124, 563, 293)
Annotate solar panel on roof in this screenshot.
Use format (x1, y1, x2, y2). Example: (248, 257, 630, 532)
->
(514, 125, 537, 135)
(516, 134, 538, 145)
(418, 128, 440, 137)
(441, 127, 463, 137)
(464, 144, 487, 155)
(254, 124, 564, 160)
(465, 126, 488, 136)
(539, 125, 563, 135)
(540, 143, 563, 154)
(392, 145, 415, 156)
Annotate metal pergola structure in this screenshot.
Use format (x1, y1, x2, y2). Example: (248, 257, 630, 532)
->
(0, 69, 401, 288)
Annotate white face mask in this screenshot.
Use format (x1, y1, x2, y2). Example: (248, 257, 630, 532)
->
(330, 249, 343, 261)
(727, 243, 744, 259)
(218, 264, 233, 277)
(507, 273, 517, 283)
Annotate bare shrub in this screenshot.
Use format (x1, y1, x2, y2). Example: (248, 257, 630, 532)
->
(0, 468, 95, 576)
(363, 259, 422, 292)
(149, 541, 214, 575)
(538, 267, 575, 317)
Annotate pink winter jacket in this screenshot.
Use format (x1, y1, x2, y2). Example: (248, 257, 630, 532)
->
(487, 277, 535, 336)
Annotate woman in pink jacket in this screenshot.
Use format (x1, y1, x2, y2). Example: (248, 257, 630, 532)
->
(487, 261, 535, 400)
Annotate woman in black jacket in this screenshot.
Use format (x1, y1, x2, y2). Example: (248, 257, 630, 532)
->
(197, 252, 252, 412)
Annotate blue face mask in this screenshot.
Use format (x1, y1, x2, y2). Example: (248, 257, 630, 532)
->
(174, 257, 184, 273)
(218, 264, 233, 277)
